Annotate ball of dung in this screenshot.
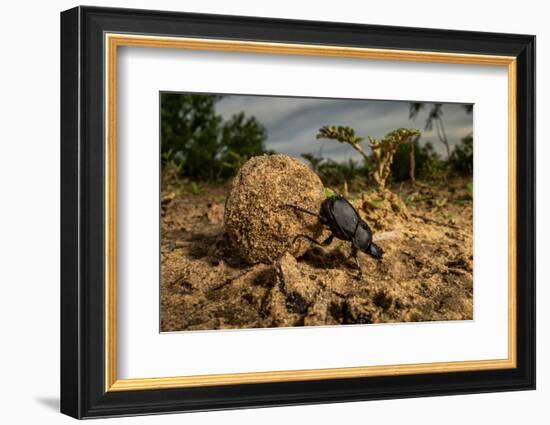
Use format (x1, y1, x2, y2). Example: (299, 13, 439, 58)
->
(224, 154, 325, 264)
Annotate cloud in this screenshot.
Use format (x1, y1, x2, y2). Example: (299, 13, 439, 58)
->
(215, 95, 473, 160)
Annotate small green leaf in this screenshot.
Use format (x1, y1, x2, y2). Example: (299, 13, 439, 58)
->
(365, 198, 385, 209)
(466, 182, 473, 199)
(324, 187, 336, 198)
(190, 181, 202, 195)
(435, 198, 447, 207)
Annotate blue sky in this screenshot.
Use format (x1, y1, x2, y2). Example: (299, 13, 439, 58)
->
(215, 94, 473, 162)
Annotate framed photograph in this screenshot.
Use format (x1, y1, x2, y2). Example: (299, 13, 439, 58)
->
(60, 6, 535, 419)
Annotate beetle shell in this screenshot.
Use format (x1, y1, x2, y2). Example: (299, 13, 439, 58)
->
(321, 196, 374, 250)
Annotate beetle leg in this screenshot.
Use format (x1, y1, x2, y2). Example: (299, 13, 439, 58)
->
(283, 204, 322, 220)
(292, 233, 333, 247)
(350, 245, 363, 278)
(321, 234, 334, 246)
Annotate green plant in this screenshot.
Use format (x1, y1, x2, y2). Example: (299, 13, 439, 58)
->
(367, 128, 420, 191)
(189, 181, 202, 195)
(324, 187, 336, 198)
(391, 138, 444, 183)
(217, 112, 268, 179)
(466, 181, 473, 200)
(316, 126, 420, 192)
(160, 93, 268, 182)
(316, 126, 369, 161)
(449, 134, 473, 176)
(301, 153, 369, 189)
(161, 149, 184, 190)
(301, 153, 324, 174)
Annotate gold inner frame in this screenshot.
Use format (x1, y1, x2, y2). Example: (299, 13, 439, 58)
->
(104, 33, 517, 392)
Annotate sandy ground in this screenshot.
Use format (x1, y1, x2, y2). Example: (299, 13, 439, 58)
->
(160, 178, 473, 331)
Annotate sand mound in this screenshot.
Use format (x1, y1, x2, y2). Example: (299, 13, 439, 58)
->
(161, 178, 474, 331)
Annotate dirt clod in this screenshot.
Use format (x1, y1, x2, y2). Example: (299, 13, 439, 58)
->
(224, 155, 325, 264)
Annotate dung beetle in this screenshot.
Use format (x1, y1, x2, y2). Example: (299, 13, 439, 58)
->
(286, 195, 383, 273)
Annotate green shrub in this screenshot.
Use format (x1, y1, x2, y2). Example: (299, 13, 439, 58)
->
(301, 153, 369, 188)
(391, 140, 447, 182)
(161, 93, 268, 182)
(449, 134, 473, 176)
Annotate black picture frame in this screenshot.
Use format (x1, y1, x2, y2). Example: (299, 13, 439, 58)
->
(61, 5, 536, 419)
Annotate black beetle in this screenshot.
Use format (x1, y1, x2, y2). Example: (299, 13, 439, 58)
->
(286, 195, 383, 273)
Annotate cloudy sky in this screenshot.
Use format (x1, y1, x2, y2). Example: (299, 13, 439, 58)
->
(215, 94, 473, 162)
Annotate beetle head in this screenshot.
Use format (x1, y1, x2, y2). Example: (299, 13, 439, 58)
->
(365, 242, 383, 259)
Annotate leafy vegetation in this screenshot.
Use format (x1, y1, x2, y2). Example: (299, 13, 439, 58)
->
(391, 140, 446, 182)
(301, 153, 369, 189)
(161, 93, 268, 181)
(366, 128, 420, 191)
(316, 126, 420, 191)
(448, 134, 473, 176)
(161, 94, 473, 195)
(316, 125, 369, 162)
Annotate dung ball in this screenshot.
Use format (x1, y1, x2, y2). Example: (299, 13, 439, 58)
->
(224, 154, 326, 264)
